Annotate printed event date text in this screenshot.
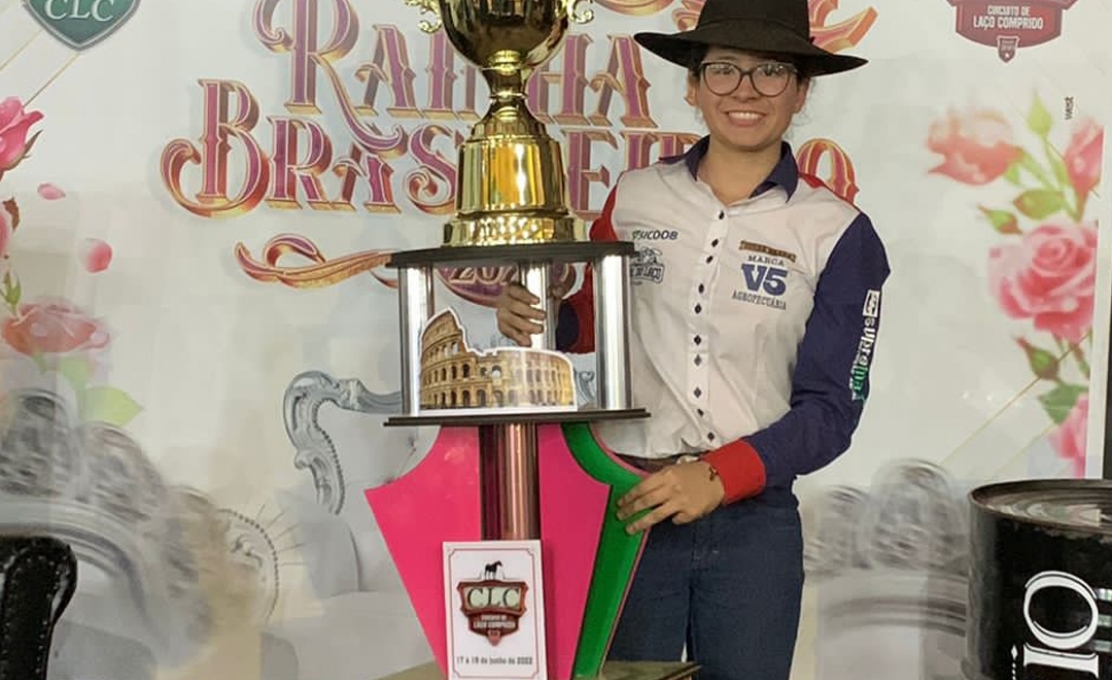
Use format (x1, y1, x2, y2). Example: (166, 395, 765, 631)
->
(455, 657, 535, 666)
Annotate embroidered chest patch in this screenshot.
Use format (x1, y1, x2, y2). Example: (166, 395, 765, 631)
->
(630, 247, 666, 285)
(731, 241, 798, 310)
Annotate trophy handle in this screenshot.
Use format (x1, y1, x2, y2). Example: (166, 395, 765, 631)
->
(403, 0, 442, 32)
(566, 0, 595, 24)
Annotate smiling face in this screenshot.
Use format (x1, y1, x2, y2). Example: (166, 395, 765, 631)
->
(687, 47, 810, 158)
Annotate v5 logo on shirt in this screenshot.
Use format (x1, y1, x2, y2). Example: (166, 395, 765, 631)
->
(741, 264, 789, 297)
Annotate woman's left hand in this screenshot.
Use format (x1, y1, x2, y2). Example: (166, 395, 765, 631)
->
(616, 462, 726, 534)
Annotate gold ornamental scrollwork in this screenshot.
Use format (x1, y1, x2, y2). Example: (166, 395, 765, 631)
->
(567, 0, 595, 23)
(404, 0, 442, 33)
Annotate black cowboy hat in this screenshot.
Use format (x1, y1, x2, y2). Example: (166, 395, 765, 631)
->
(634, 0, 867, 76)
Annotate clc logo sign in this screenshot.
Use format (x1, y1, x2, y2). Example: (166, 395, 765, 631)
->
(42, 0, 117, 20)
(456, 578, 529, 645)
(742, 264, 788, 296)
(461, 584, 524, 610)
(24, 0, 139, 50)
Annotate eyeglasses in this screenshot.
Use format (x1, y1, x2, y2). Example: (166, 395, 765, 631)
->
(697, 61, 799, 98)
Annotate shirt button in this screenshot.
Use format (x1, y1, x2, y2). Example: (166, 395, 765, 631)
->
(694, 356, 702, 366)
(705, 255, 714, 264)
(694, 387, 702, 398)
(694, 304, 702, 314)
(694, 335, 702, 345)
(698, 284, 705, 294)
(718, 211, 725, 219)
(711, 239, 719, 247)
(708, 432, 716, 441)
(697, 409, 705, 417)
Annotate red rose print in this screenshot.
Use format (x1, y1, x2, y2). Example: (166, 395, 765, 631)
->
(1, 297, 110, 357)
(0, 98, 43, 175)
(1062, 118, 1103, 199)
(1049, 394, 1088, 477)
(988, 223, 1097, 343)
(79, 238, 113, 273)
(37, 182, 66, 200)
(928, 109, 1022, 185)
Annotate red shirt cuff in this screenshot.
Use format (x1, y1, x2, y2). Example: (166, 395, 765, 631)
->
(702, 439, 766, 505)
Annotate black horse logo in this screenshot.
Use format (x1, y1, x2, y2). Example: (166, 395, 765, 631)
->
(483, 560, 503, 580)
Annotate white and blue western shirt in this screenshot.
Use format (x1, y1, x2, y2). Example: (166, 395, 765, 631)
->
(557, 138, 890, 502)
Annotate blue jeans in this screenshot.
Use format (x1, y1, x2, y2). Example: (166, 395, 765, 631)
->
(607, 488, 805, 680)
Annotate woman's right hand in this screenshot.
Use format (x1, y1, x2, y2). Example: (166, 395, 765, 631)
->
(494, 283, 548, 347)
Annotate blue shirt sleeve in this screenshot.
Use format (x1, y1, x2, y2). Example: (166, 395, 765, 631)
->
(744, 213, 891, 488)
(556, 304, 579, 352)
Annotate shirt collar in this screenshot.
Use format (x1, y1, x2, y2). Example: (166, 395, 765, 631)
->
(662, 136, 800, 200)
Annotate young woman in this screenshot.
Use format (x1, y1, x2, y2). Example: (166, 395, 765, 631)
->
(496, 0, 890, 678)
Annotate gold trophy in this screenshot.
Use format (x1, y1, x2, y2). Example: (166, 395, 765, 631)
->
(405, 0, 594, 246)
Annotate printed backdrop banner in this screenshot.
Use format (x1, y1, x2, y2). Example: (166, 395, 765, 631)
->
(0, 0, 1109, 679)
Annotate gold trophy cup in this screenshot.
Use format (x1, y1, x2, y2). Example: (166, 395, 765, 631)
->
(405, 0, 593, 246)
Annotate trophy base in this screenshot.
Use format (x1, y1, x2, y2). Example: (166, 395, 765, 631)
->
(389, 241, 634, 268)
(377, 661, 701, 680)
(384, 407, 649, 427)
(443, 213, 583, 247)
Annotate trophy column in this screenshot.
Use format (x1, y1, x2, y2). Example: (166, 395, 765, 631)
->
(469, 251, 633, 542)
(479, 422, 540, 540)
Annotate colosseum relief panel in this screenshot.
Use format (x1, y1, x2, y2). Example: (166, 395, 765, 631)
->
(419, 309, 577, 414)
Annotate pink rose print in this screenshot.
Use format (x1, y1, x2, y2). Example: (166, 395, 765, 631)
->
(928, 110, 1022, 185)
(0, 98, 44, 174)
(37, 182, 66, 200)
(1049, 394, 1088, 477)
(79, 238, 113, 273)
(929, 96, 1097, 460)
(0, 99, 140, 427)
(1062, 118, 1103, 199)
(1, 297, 109, 357)
(988, 222, 1097, 344)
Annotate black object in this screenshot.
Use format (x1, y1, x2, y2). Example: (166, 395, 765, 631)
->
(967, 479, 1112, 680)
(387, 241, 635, 268)
(1105, 354, 1112, 479)
(0, 536, 78, 680)
(632, 0, 868, 75)
(386, 407, 649, 427)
